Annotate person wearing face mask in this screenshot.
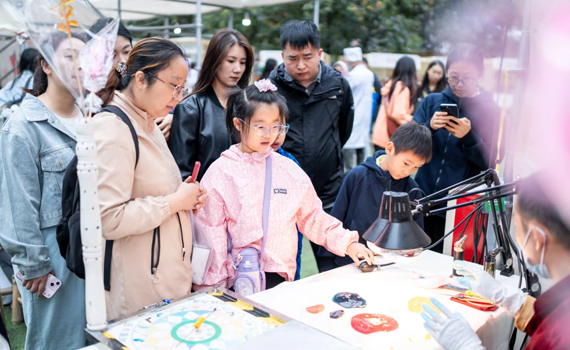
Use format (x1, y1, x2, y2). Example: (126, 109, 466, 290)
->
(421, 174, 570, 350)
(413, 44, 500, 252)
(95, 38, 207, 320)
(170, 29, 254, 181)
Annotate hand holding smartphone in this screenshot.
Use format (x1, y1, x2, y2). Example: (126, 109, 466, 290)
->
(16, 271, 62, 299)
(440, 104, 459, 126)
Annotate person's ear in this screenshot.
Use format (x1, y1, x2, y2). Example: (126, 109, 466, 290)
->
(233, 118, 242, 132)
(134, 71, 147, 90)
(41, 60, 51, 76)
(318, 48, 323, 60)
(385, 142, 394, 155)
(281, 51, 284, 61)
(531, 225, 547, 252)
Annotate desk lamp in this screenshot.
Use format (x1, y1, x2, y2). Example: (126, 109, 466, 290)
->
(362, 191, 431, 264)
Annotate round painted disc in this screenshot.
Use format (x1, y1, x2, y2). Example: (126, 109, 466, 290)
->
(351, 313, 399, 334)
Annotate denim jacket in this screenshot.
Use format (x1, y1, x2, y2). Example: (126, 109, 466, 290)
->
(0, 94, 76, 279)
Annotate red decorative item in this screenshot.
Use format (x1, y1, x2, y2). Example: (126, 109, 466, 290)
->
(306, 304, 325, 314)
(351, 313, 399, 334)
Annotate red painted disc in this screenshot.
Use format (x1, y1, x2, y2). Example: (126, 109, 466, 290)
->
(351, 313, 399, 334)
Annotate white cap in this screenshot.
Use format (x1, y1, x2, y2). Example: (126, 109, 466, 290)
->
(343, 47, 363, 62)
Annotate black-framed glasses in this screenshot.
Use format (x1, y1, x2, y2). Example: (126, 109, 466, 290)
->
(447, 76, 476, 86)
(147, 73, 190, 99)
(238, 119, 289, 136)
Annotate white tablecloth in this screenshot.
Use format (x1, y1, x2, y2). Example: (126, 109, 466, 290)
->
(250, 250, 521, 350)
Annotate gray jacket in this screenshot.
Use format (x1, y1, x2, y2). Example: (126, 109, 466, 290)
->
(0, 94, 76, 279)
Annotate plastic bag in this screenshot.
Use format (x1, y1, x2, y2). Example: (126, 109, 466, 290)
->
(190, 212, 214, 285)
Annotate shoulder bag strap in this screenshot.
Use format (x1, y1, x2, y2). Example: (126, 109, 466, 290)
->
(259, 155, 272, 290)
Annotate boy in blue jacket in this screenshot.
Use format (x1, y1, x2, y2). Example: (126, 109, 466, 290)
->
(318, 122, 432, 271)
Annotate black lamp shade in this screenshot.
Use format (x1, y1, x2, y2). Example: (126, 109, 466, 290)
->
(363, 191, 431, 250)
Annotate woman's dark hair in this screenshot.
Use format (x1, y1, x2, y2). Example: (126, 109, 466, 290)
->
(19, 48, 39, 73)
(261, 59, 277, 80)
(90, 17, 132, 45)
(280, 20, 320, 50)
(25, 32, 86, 97)
(98, 37, 185, 106)
(413, 60, 446, 103)
(389, 56, 417, 105)
(192, 29, 254, 97)
(446, 43, 484, 74)
(226, 84, 289, 143)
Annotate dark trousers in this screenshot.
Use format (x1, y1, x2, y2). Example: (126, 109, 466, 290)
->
(342, 148, 366, 173)
(265, 272, 286, 290)
(424, 215, 446, 253)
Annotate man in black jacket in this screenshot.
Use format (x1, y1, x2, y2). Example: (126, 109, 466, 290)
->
(270, 20, 354, 271)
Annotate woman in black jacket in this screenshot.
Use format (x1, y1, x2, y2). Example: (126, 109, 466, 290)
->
(169, 29, 254, 180)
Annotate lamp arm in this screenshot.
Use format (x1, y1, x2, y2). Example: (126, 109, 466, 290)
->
(422, 204, 484, 251)
(416, 169, 495, 203)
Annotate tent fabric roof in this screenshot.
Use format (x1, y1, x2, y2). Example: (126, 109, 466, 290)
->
(94, 0, 305, 21)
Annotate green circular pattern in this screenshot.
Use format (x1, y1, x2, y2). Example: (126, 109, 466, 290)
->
(171, 320, 222, 344)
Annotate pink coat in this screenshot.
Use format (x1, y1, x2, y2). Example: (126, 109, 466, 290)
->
(195, 145, 358, 289)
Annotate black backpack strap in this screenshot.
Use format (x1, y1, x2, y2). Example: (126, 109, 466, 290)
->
(100, 105, 140, 291)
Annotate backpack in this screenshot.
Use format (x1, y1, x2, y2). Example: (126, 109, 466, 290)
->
(56, 105, 139, 291)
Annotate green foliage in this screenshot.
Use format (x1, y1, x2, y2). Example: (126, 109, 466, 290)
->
(130, 0, 514, 57)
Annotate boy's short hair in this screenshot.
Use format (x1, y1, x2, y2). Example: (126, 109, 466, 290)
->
(517, 173, 570, 250)
(389, 122, 432, 162)
(280, 20, 320, 50)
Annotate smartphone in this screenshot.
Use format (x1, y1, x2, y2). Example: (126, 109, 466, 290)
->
(440, 103, 459, 126)
(16, 272, 62, 298)
(188, 161, 201, 183)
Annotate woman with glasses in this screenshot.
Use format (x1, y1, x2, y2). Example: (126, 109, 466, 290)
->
(95, 38, 207, 320)
(193, 81, 374, 292)
(413, 43, 500, 252)
(169, 29, 254, 181)
(372, 56, 417, 151)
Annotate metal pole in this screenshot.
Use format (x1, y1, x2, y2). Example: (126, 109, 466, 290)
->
(164, 17, 170, 39)
(196, 0, 202, 69)
(313, 0, 320, 28)
(117, 0, 122, 21)
(228, 9, 234, 30)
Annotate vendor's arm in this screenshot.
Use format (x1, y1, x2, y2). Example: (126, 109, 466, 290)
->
(193, 173, 230, 290)
(514, 295, 536, 332)
(0, 131, 52, 279)
(94, 116, 171, 240)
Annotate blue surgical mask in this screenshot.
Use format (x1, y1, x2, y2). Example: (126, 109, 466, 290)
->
(522, 226, 551, 279)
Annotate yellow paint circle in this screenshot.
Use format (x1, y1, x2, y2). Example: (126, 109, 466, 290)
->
(408, 297, 440, 313)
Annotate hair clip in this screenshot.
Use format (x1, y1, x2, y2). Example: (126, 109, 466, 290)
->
(116, 62, 127, 77)
(254, 79, 278, 93)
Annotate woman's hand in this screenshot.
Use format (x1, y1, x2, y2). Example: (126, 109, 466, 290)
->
(166, 181, 208, 214)
(445, 117, 471, 139)
(22, 270, 55, 300)
(155, 114, 173, 141)
(346, 242, 375, 265)
(429, 111, 450, 131)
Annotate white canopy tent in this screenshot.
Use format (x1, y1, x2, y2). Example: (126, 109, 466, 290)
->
(89, 0, 319, 68)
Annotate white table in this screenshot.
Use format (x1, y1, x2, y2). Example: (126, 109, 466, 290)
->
(249, 250, 521, 350)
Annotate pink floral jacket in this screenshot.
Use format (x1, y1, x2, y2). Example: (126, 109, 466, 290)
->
(194, 145, 358, 289)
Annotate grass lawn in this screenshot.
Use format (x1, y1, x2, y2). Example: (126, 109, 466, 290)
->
(4, 237, 320, 349)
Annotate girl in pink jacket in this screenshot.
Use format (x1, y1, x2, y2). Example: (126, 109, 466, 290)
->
(194, 80, 375, 291)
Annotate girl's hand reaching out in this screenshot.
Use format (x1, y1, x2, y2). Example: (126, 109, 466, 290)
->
(346, 242, 375, 266)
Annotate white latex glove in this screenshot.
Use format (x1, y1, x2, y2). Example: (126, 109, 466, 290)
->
(453, 260, 527, 315)
(421, 297, 485, 350)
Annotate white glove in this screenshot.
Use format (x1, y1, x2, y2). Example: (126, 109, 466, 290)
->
(453, 260, 527, 315)
(421, 297, 485, 350)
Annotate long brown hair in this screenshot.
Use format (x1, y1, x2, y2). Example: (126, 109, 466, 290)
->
(98, 37, 185, 106)
(191, 29, 254, 97)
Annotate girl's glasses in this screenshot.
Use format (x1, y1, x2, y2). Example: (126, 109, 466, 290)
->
(238, 119, 289, 136)
(147, 73, 190, 99)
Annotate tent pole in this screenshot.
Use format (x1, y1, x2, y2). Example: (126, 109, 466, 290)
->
(164, 17, 170, 39)
(196, 0, 202, 69)
(117, 0, 122, 20)
(228, 9, 234, 30)
(313, 0, 320, 27)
